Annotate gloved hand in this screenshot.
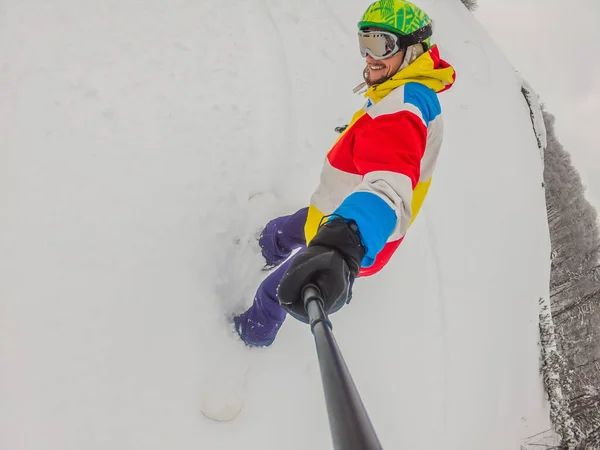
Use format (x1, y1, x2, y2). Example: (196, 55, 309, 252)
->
(277, 218, 366, 323)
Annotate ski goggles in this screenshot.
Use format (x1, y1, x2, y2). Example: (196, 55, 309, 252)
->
(358, 30, 402, 60)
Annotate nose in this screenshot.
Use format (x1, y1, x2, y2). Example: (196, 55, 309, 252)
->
(365, 54, 376, 64)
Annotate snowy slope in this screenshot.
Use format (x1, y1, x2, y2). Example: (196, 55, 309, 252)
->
(0, 0, 551, 449)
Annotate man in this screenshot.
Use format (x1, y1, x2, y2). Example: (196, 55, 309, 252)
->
(234, 0, 456, 346)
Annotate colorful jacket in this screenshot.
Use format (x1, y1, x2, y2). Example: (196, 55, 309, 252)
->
(305, 45, 456, 277)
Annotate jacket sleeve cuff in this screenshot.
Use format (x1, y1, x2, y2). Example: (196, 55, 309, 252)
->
(332, 191, 396, 267)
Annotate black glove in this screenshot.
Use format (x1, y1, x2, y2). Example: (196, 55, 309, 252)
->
(277, 218, 366, 323)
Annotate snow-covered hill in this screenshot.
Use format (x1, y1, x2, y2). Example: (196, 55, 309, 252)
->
(0, 0, 552, 448)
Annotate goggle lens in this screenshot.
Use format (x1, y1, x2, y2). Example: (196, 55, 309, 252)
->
(358, 30, 401, 60)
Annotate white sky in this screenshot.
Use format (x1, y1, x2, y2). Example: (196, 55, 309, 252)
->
(475, 0, 600, 210)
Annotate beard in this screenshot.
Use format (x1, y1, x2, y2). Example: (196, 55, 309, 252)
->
(363, 65, 390, 86)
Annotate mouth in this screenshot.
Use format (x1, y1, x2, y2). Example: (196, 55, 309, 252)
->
(368, 64, 386, 71)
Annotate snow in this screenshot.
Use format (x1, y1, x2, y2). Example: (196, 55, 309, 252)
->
(0, 0, 552, 449)
(521, 79, 547, 158)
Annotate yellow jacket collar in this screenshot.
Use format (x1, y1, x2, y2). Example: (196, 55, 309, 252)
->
(365, 45, 456, 104)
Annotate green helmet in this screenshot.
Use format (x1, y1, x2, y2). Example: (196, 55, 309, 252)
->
(358, 0, 433, 48)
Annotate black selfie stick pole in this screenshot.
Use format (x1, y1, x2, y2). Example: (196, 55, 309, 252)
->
(302, 284, 382, 450)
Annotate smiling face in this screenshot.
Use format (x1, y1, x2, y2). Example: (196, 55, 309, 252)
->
(363, 28, 405, 86)
(364, 50, 405, 86)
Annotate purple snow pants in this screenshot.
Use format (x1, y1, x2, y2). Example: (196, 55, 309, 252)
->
(235, 207, 309, 347)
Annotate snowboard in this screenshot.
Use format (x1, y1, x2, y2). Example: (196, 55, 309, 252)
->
(200, 191, 278, 421)
(199, 340, 250, 421)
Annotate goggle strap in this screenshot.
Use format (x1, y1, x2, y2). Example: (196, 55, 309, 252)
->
(395, 23, 433, 49)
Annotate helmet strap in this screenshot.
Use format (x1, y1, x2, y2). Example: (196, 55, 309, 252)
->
(398, 43, 425, 71)
(353, 79, 368, 94)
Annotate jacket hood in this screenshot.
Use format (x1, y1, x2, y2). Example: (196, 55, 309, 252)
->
(366, 45, 456, 103)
